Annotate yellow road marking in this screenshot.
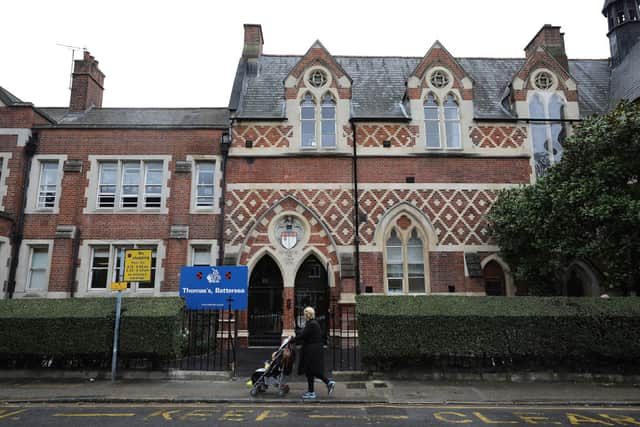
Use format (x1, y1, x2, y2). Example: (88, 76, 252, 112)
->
(6, 403, 640, 411)
(309, 414, 409, 420)
(0, 409, 26, 419)
(53, 413, 136, 417)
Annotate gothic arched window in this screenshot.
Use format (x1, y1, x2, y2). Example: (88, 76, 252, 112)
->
(300, 92, 336, 148)
(385, 227, 426, 294)
(529, 91, 566, 178)
(424, 93, 461, 149)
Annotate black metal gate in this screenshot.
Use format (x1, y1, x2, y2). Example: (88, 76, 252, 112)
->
(173, 308, 237, 372)
(329, 303, 361, 371)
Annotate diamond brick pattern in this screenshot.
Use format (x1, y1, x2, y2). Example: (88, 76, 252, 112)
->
(227, 187, 498, 248)
(469, 126, 527, 148)
(232, 125, 293, 148)
(358, 188, 498, 246)
(226, 189, 355, 246)
(357, 125, 419, 147)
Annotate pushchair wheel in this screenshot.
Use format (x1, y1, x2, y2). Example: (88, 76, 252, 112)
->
(249, 388, 258, 397)
(278, 384, 290, 396)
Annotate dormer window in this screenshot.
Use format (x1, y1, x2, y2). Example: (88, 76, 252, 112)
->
(424, 93, 461, 149)
(300, 92, 336, 148)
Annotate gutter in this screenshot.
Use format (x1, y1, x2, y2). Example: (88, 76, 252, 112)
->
(7, 132, 39, 298)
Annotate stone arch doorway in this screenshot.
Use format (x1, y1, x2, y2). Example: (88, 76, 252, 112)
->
(484, 260, 506, 296)
(294, 254, 329, 339)
(248, 255, 283, 346)
(564, 262, 600, 297)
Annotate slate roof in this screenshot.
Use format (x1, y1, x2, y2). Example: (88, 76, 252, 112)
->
(36, 107, 229, 129)
(232, 55, 610, 121)
(609, 41, 640, 106)
(0, 86, 30, 106)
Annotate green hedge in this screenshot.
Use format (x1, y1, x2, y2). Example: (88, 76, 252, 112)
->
(0, 297, 184, 359)
(356, 295, 640, 371)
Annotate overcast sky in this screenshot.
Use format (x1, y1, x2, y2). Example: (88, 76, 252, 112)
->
(2, 0, 610, 108)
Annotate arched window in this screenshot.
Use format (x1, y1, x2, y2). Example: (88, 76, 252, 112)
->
(300, 92, 336, 148)
(321, 93, 336, 147)
(424, 94, 440, 149)
(529, 91, 566, 178)
(385, 229, 404, 294)
(301, 93, 316, 147)
(385, 227, 426, 294)
(424, 93, 461, 149)
(444, 94, 461, 149)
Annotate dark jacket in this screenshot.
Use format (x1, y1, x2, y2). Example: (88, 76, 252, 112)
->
(294, 319, 324, 376)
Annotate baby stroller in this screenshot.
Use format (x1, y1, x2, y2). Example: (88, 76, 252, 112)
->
(248, 336, 296, 397)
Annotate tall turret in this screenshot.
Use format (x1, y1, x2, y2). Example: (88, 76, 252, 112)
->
(603, 0, 640, 66)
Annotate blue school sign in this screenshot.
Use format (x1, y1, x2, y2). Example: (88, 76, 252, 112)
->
(180, 266, 248, 310)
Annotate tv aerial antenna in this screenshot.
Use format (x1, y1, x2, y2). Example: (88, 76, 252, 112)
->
(56, 43, 87, 90)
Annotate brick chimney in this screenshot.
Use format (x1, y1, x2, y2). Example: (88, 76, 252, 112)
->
(524, 25, 569, 71)
(242, 24, 263, 59)
(69, 51, 105, 111)
(242, 24, 263, 77)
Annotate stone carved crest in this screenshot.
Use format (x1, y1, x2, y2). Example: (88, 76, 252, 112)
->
(275, 216, 304, 250)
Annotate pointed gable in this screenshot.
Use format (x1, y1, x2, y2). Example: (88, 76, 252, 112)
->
(511, 45, 578, 103)
(284, 40, 352, 100)
(407, 41, 474, 101)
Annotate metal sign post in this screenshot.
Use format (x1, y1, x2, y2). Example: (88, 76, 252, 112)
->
(111, 288, 123, 382)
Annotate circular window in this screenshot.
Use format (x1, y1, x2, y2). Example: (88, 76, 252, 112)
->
(534, 71, 554, 90)
(309, 70, 328, 88)
(430, 70, 450, 88)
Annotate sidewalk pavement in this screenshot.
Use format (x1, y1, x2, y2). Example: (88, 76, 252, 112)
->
(1, 377, 639, 405)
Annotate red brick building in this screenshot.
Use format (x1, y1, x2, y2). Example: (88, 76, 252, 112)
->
(1, 0, 638, 346)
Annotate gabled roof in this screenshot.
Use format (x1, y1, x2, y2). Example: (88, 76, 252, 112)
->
(233, 55, 610, 120)
(0, 86, 30, 106)
(285, 40, 352, 84)
(36, 107, 229, 129)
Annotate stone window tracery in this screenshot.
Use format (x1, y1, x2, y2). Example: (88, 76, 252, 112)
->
(430, 70, 450, 88)
(534, 71, 554, 90)
(424, 93, 461, 149)
(300, 92, 336, 148)
(309, 69, 328, 88)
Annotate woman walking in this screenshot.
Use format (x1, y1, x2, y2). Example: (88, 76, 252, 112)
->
(293, 306, 336, 400)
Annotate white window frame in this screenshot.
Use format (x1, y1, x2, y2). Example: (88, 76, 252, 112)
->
(423, 92, 462, 150)
(188, 240, 218, 266)
(25, 155, 66, 214)
(188, 156, 222, 214)
(383, 227, 427, 295)
(77, 240, 166, 296)
(13, 239, 54, 297)
(85, 155, 171, 214)
(0, 153, 11, 211)
(0, 237, 10, 299)
(195, 162, 215, 208)
(300, 92, 337, 149)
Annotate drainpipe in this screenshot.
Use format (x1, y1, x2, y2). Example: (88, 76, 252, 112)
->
(7, 131, 39, 298)
(69, 228, 81, 298)
(217, 126, 232, 266)
(350, 120, 361, 294)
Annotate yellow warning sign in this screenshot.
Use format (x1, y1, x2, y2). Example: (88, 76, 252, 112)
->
(123, 249, 152, 282)
(111, 282, 128, 291)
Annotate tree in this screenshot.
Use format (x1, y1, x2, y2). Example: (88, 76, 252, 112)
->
(487, 101, 640, 295)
